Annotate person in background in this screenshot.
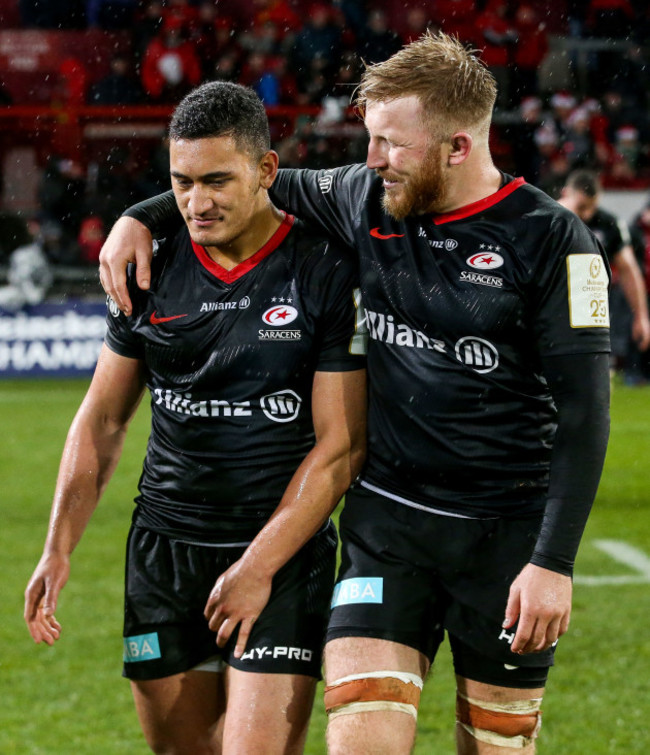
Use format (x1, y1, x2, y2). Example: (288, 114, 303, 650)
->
(558, 170, 650, 364)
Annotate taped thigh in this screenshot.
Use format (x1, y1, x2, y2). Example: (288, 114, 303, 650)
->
(324, 671, 423, 721)
(456, 690, 542, 749)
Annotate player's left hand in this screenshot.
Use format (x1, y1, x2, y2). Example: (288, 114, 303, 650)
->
(204, 559, 273, 658)
(502, 563, 572, 655)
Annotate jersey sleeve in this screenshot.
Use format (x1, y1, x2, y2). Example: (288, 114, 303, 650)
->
(104, 284, 144, 360)
(310, 242, 367, 372)
(530, 210, 611, 357)
(122, 190, 184, 239)
(271, 164, 371, 250)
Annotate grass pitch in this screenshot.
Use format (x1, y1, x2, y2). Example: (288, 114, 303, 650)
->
(1, 378, 648, 754)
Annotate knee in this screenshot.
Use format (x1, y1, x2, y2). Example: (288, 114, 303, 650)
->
(456, 690, 542, 749)
(325, 670, 424, 722)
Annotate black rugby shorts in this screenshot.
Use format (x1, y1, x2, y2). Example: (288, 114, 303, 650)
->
(326, 485, 555, 688)
(123, 521, 337, 680)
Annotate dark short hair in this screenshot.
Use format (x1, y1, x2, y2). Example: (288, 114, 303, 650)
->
(169, 81, 270, 160)
(565, 169, 601, 198)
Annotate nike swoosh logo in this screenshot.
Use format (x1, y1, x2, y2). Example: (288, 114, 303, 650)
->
(370, 227, 406, 240)
(150, 311, 188, 325)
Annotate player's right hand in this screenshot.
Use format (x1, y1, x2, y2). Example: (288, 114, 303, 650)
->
(24, 552, 70, 645)
(98, 216, 154, 317)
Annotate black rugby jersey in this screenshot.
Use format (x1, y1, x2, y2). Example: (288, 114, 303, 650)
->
(105, 213, 365, 544)
(272, 166, 611, 517)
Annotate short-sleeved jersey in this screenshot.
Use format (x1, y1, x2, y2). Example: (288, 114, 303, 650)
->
(271, 167, 610, 518)
(105, 213, 365, 544)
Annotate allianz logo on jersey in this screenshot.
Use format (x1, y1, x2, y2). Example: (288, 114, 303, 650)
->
(455, 336, 499, 373)
(200, 296, 250, 312)
(318, 169, 335, 194)
(366, 308, 499, 374)
(366, 308, 445, 352)
(417, 227, 459, 250)
(152, 388, 302, 422)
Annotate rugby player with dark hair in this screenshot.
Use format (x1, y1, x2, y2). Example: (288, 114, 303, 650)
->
(558, 169, 650, 355)
(99, 33, 611, 755)
(25, 81, 367, 755)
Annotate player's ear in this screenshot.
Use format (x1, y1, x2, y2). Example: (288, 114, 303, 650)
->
(447, 132, 472, 166)
(258, 150, 279, 189)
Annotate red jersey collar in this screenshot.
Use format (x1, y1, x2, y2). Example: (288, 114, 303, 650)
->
(432, 176, 526, 225)
(191, 212, 295, 283)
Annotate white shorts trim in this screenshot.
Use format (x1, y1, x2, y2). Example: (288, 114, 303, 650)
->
(358, 480, 492, 520)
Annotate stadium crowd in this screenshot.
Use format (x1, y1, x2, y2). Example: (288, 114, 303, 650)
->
(1, 0, 650, 378)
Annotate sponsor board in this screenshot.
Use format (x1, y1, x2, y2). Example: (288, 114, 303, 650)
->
(0, 300, 106, 377)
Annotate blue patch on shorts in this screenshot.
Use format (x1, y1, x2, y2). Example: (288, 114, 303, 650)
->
(331, 577, 383, 607)
(123, 632, 162, 663)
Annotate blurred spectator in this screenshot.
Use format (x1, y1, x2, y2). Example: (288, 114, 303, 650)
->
(271, 56, 300, 105)
(292, 4, 343, 76)
(398, 6, 434, 44)
(240, 52, 281, 105)
(508, 96, 544, 183)
(77, 215, 106, 264)
(0, 234, 53, 312)
(614, 126, 642, 171)
(32, 219, 76, 265)
(511, 3, 548, 101)
(161, 0, 199, 30)
(18, 0, 86, 28)
(239, 19, 285, 57)
(38, 156, 87, 257)
(474, 0, 518, 107)
(209, 51, 243, 83)
(583, 97, 613, 167)
(603, 44, 650, 111)
(431, 0, 476, 43)
(587, 0, 635, 37)
(251, 0, 302, 34)
(534, 125, 571, 199)
(86, 0, 137, 28)
(0, 81, 13, 106)
(332, 0, 367, 36)
(141, 15, 202, 102)
(196, 17, 242, 81)
(606, 125, 649, 186)
(566, 0, 591, 36)
(563, 106, 596, 170)
(296, 59, 331, 105)
(132, 0, 165, 63)
(0, 211, 32, 264)
(357, 8, 402, 64)
(628, 202, 650, 381)
(54, 57, 89, 105)
(549, 90, 577, 142)
(327, 50, 361, 105)
(88, 55, 144, 104)
(89, 145, 142, 229)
